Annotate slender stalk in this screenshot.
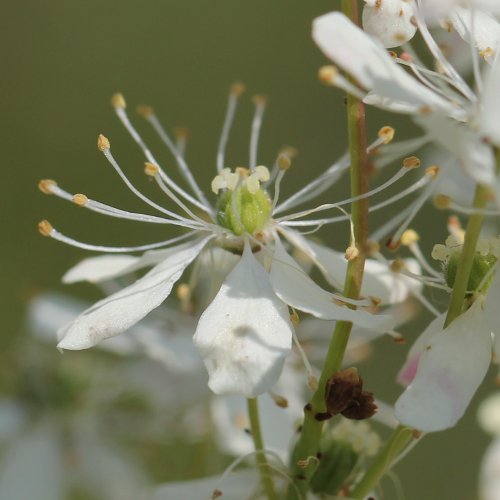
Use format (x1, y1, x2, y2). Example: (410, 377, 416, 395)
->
(444, 184, 488, 326)
(350, 426, 415, 499)
(247, 398, 278, 500)
(286, 1, 369, 497)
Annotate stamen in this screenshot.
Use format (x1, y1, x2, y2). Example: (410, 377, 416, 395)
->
(268, 391, 289, 408)
(400, 229, 443, 278)
(373, 135, 431, 170)
(140, 109, 211, 209)
(216, 82, 245, 172)
(447, 215, 465, 242)
(111, 96, 213, 214)
(434, 194, 500, 216)
(318, 65, 367, 100)
(38, 179, 57, 195)
(72, 193, 88, 207)
(378, 126, 395, 145)
(249, 95, 267, 170)
(40, 224, 202, 253)
(271, 154, 291, 211)
(291, 327, 318, 391)
(99, 139, 203, 223)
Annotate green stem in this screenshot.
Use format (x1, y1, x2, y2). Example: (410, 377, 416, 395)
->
(350, 426, 415, 499)
(286, 1, 369, 497)
(247, 398, 278, 500)
(444, 184, 488, 326)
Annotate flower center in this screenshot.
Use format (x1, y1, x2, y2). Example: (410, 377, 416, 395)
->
(212, 166, 272, 236)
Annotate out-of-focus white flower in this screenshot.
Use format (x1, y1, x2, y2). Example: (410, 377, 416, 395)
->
(39, 89, 419, 397)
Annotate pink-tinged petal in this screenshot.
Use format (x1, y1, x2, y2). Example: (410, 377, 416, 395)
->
(397, 313, 446, 386)
(270, 237, 394, 332)
(312, 12, 457, 115)
(193, 242, 293, 398)
(57, 237, 211, 350)
(395, 300, 492, 432)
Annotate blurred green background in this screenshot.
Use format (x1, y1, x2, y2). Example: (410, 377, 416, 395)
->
(3, 1, 494, 498)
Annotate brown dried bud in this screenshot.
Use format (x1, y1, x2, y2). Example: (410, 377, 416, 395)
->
(324, 367, 377, 421)
(324, 368, 362, 416)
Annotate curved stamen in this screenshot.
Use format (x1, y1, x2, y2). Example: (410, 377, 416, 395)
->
(112, 98, 213, 214)
(38, 221, 201, 253)
(217, 83, 245, 172)
(140, 110, 211, 209)
(249, 95, 267, 170)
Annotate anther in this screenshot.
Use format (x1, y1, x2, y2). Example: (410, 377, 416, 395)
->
(390, 257, 405, 273)
(400, 229, 419, 246)
(38, 179, 57, 195)
(252, 94, 268, 107)
(388, 50, 398, 59)
(177, 283, 191, 302)
(378, 126, 395, 144)
(290, 309, 300, 327)
(364, 240, 380, 256)
(144, 162, 160, 177)
(318, 65, 339, 86)
(38, 220, 53, 236)
(425, 165, 440, 178)
(230, 82, 246, 97)
(174, 126, 189, 141)
(308, 375, 319, 391)
(72, 193, 88, 206)
(97, 134, 110, 151)
(270, 392, 289, 408)
(345, 245, 359, 261)
(136, 105, 154, 118)
(433, 194, 451, 209)
(403, 156, 420, 169)
(278, 154, 292, 171)
(386, 238, 401, 251)
(111, 93, 126, 109)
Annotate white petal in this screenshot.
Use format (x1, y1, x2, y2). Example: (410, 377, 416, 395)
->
(62, 255, 140, 284)
(312, 12, 457, 115)
(450, 8, 500, 65)
(57, 237, 211, 350)
(395, 300, 492, 432)
(482, 58, 500, 146)
(270, 238, 394, 332)
(485, 268, 500, 360)
(397, 312, 446, 386)
(150, 470, 259, 500)
(416, 114, 496, 187)
(193, 242, 293, 397)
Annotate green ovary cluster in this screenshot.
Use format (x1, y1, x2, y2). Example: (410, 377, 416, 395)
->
(445, 252, 497, 293)
(216, 186, 272, 236)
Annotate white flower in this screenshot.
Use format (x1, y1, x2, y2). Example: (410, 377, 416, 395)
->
(39, 89, 409, 397)
(312, 7, 500, 198)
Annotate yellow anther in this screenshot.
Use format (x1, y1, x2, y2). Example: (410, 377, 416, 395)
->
(378, 126, 395, 145)
(345, 245, 360, 261)
(230, 82, 246, 97)
(277, 154, 292, 171)
(433, 194, 451, 209)
(144, 162, 159, 177)
(290, 309, 300, 327)
(400, 229, 419, 246)
(390, 257, 405, 273)
(38, 220, 53, 236)
(425, 165, 440, 178)
(136, 105, 154, 118)
(272, 394, 289, 408)
(252, 94, 268, 107)
(308, 375, 319, 391)
(72, 193, 88, 206)
(235, 166, 250, 177)
(480, 47, 495, 60)
(388, 50, 398, 59)
(174, 126, 189, 141)
(403, 156, 420, 169)
(111, 93, 126, 109)
(177, 283, 191, 302)
(280, 146, 298, 159)
(419, 105, 432, 115)
(318, 65, 339, 86)
(97, 134, 110, 151)
(38, 179, 57, 195)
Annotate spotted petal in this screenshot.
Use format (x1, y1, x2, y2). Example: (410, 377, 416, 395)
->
(395, 299, 492, 432)
(57, 237, 211, 350)
(193, 241, 293, 398)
